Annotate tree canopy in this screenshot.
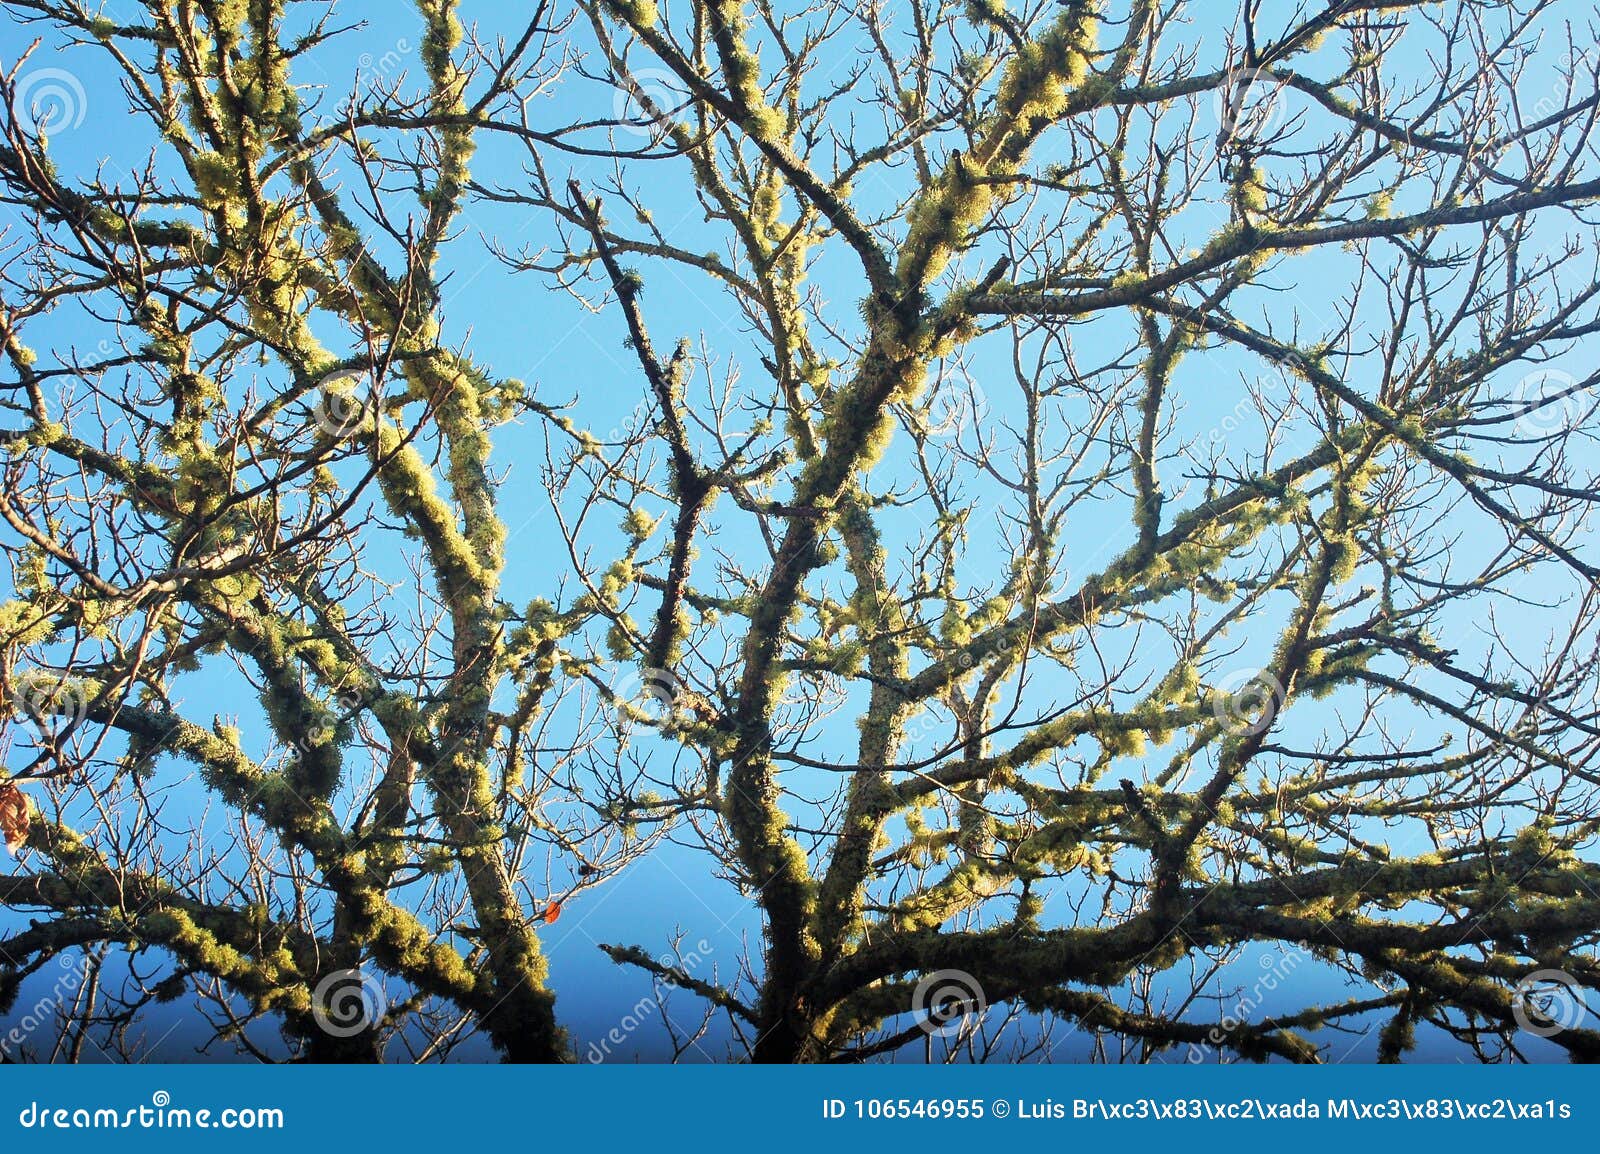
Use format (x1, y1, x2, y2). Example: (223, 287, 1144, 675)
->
(2, 0, 1600, 1063)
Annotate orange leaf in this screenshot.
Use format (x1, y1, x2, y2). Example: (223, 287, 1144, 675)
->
(542, 901, 563, 924)
(0, 783, 29, 854)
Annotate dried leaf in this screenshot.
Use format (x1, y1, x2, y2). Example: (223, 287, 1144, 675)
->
(0, 783, 29, 854)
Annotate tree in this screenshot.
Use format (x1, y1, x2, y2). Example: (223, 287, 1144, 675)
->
(0, 0, 622, 1063)
(2, 0, 1600, 1064)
